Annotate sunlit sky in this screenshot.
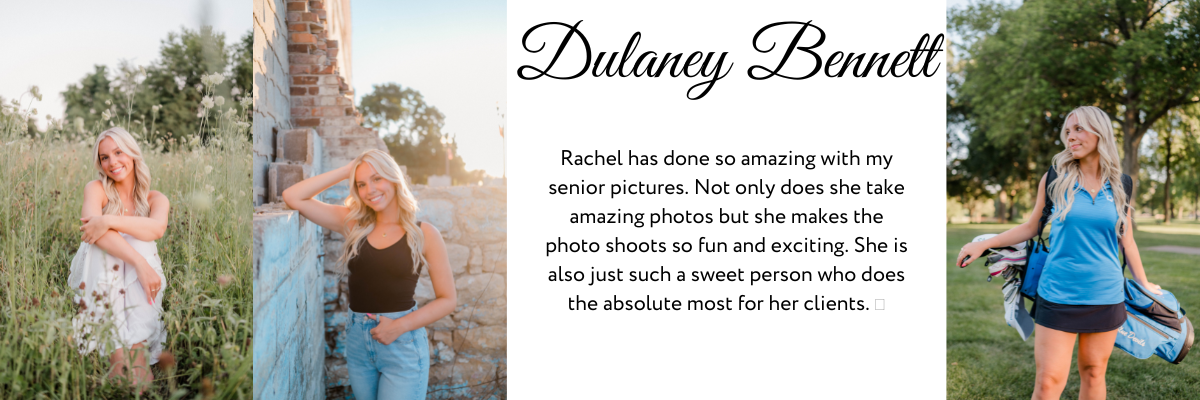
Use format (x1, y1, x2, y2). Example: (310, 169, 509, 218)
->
(351, 0, 507, 177)
(0, 0, 249, 129)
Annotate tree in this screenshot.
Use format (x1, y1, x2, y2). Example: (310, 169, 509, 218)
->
(950, 0, 1200, 217)
(359, 83, 485, 185)
(63, 27, 252, 146)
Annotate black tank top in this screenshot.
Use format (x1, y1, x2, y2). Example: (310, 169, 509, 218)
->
(347, 222, 422, 313)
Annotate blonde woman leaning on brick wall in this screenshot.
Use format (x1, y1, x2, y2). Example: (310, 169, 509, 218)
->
(283, 149, 456, 400)
(72, 127, 169, 393)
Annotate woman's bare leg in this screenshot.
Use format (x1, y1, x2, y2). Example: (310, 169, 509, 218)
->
(108, 344, 152, 392)
(1033, 324, 1077, 400)
(1076, 330, 1118, 400)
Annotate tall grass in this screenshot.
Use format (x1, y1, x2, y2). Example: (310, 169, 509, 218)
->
(1, 82, 253, 399)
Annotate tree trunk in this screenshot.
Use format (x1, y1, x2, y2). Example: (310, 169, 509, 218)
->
(1164, 134, 1172, 224)
(1121, 116, 1146, 230)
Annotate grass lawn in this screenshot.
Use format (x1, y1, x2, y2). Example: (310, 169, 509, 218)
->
(947, 222, 1200, 399)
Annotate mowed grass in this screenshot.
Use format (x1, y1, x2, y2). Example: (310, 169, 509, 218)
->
(1, 111, 253, 396)
(947, 222, 1200, 399)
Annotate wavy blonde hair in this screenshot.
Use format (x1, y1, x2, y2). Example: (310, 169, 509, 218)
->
(1048, 106, 1129, 235)
(337, 149, 426, 274)
(92, 127, 151, 217)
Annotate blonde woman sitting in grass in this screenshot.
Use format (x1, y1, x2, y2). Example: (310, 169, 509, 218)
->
(70, 127, 169, 392)
(283, 149, 456, 399)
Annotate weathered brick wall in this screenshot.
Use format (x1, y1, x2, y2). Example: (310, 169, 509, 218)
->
(253, 207, 325, 400)
(253, 0, 293, 206)
(324, 185, 508, 399)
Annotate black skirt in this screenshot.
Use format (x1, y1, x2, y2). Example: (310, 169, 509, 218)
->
(1033, 298, 1126, 333)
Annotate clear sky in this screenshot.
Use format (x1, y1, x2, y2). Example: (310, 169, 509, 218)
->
(351, 0, 507, 178)
(0, 0, 250, 129)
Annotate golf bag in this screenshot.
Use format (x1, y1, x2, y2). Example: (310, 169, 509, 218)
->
(1115, 279, 1194, 364)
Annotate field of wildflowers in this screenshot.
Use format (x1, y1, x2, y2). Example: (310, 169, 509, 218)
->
(0, 77, 253, 399)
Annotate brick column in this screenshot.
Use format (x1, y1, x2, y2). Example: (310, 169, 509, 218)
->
(285, 2, 388, 397)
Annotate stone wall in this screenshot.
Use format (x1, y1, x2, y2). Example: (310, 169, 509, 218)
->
(323, 185, 508, 399)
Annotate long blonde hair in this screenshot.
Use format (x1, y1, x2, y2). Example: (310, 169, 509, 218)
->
(337, 149, 426, 274)
(1048, 106, 1128, 236)
(92, 127, 151, 217)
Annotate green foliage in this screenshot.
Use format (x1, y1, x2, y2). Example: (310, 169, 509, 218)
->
(1, 81, 252, 398)
(948, 0, 1200, 212)
(61, 27, 252, 147)
(359, 83, 485, 185)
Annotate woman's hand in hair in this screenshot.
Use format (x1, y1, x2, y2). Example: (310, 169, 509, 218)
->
(957, 241, 988, 267)
(369, 314, 407, 345)
(79, 215, 112, 244)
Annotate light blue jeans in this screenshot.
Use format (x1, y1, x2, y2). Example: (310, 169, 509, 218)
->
(347, 306, 430, 400)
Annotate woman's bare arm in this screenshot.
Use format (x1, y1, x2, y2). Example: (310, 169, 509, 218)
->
(281, 163, 354, 234)
(80, 180, 150, 270)
(1120, 209, 1161, 294)
(957, 173, 1049, 267)
(81, 191, 169, 241)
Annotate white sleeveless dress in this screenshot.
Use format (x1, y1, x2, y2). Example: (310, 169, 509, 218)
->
(68, 233, 167, 364)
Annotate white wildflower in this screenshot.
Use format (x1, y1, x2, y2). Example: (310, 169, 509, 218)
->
(201, 96, 214, 109)
(74, 118, 85, 132)
(152, 105, 161, 113)
(197, 108, 206, 118)
(102, 110, 111, 121)
(105, 99, 112, 105)
(240, 97, 252, 108)
(231, 87, 241, 96)
(195, 83, 204, 91)
(30, 85, 41, 101)
(31, 108, 37, 116)
(208, 73, 225, 86)
(174, 76, 186, 91)
(214, 96, 225, 107)
(204, 165, 213, 174)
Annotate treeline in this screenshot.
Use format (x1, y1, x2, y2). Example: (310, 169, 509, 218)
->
(7, 27, 251, 148)
(358, 83, 487, 185)
(947, 0, 1200, 224)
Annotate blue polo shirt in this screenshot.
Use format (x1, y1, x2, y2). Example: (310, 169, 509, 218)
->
(1037, 180, 1124, 305)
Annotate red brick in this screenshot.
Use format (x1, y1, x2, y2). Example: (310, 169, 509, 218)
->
(290, 86, 308, 96)
(300, 12, 318, 22)
(295, 118, 320, 127)
(287, 44, 313, 53)
(289, 65, 311, 75)
(327, 48, 338, 58)
(286, 2, 306, 11)
(326, 40, 338, 49)
(289, 54, 319, 65)
(290, 33, 316, 44)
(292, 97, 315, 107)
(310, 87, 323, 95)
(288, 23, 308, 32)
(310, 1, 325, 10)
(292, 76, 319, 85)
(291, 107, 310, 117)
(315, 10, 327, 20)
(315, 65, 336, 75)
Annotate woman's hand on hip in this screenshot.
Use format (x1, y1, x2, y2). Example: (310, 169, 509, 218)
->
(957, 242, 988, 267)
(135, 262, 162, 305)
(79, 215, 111, 244)
(370, 315, 406, 345)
